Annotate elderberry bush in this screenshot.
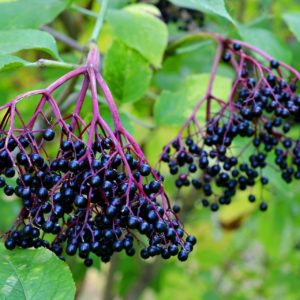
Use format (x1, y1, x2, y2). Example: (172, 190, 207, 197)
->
(1, 46, 195, 266)
(160, 35, 300, 213)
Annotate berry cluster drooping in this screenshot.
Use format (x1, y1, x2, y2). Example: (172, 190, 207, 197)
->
(1, 46, 195, 265)
(160, 35, 300, 213)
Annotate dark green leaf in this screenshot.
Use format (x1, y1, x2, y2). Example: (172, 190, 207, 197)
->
(103, 40, 152, 103)
(0, 197, 21, 233)
(0, 29, 60, 59)
(154, 74, 232, 126)
(283, 13, 300, 42)
(101, 106, 134, 134)
(107, 0, 130, 9)
(238, 26, 292, 64)
(0, 0, 70, 30)
(106, 6, 168, 67)
(0, 243, 75, 300)
(0, 55, 27, 72)
(168, 0, 235, 24)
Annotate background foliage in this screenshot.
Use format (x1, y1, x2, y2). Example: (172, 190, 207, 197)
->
(0, 0, 300, 299)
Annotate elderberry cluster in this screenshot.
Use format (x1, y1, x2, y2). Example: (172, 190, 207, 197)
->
(160, 40, 300, 213)
(2, 46, 195, 266)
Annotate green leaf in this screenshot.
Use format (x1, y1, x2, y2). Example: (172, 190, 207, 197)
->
(124, 3, 161, 17)
(168, 0, 235, 24)
(154, 74, 232, 126)
(106, 6, 168, 67)
(257, 202, 293, 258)
(283, 13, 300, 42)
(101, 107, 134, 134)
(238, 26, 292, 64)
(0, 0, 70, 30)
(103, 40, 152, 103)
(0, 29, 60, 59)
(0, 198, 21, 233)
(107, 0, 132, 9)
(0, 55, 27, 71)
(0, 243, 75, 300)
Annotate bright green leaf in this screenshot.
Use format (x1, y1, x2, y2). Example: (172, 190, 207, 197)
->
(0, 55, 28, 71)
(238, 26, 292, 64)
(107, 0, 129, 8)
(0, 29, 60, 59)
(103, 40, 152, 103)
(168, 0, 235, 24)
(106, 7, 168, 67)
(0, 0, 70, 30)
(154, 74, 232, 126)
(283, 13, 300, 42)
(101, 106, 134, 134)
(124, 3, 161, 17)
(0, 243, 75, 300)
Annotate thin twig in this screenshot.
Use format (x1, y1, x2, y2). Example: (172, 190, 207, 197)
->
(102, 255, 119, 300)
(124, 259, 162, 300)
(26, 59, 79, 69)
(71, 4, 98, 18)
(42, 25, 86, 53)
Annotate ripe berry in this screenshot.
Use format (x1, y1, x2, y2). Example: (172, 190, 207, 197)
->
(233, 43, 241, 51)
(43, 129, 55, 141)
(178, 250, 189, 261)
(139, 164, 151, 176)
(128, 217, 139, 229)
(5, 238, 16, 250)
(172, 204, 181, 213)
(43, 221, 54, 233)
(210, 203, 219, 212)
(113, 240, 123, 252)
(155, 220, 167, 233)
(79, 243, 90, 256)
(37, 187, 48, 199)
(0, 177, 6, 188)
(84, 258, 93, 267)
(186, 235, 197, 245)
(4, 185, 14, 196)
(69, 160, 80, 172)
(270, 60, 279, 69)
(149, 181, 160, 193)
(223, 52, 231, 62)
(60, 140, 72, 151)
(260, 202, 268, 211)
(74, 195, 87, 208)
(140, 248, 149, 259)
(248, 194, 256, 202)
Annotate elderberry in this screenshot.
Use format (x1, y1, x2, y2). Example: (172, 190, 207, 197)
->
(2, 45, 194, 266)
(160, 37, 300, 214)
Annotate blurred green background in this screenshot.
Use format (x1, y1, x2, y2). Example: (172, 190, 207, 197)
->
(1, 0, 300, 299)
